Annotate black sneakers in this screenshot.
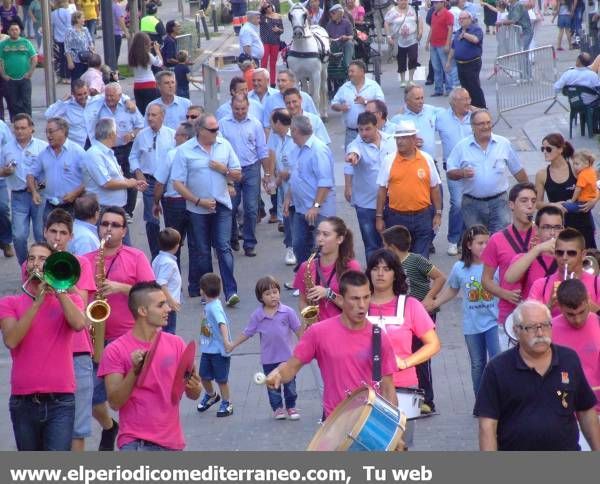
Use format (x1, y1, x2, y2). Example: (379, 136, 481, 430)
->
(98, 419, 119, 451)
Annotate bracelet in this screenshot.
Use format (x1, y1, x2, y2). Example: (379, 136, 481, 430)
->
(375, 213, 384, 218)
(435, 209, 442, 215)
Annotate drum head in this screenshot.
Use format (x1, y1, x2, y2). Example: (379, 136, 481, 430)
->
(136, 330, 162, 387)
(171, 341, 197, 404)
(307, 387, 374, 451)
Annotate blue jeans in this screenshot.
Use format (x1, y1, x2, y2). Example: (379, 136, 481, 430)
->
(11, 190, 44, 264)
(292, 210, 325, 265)
(142, 176, 160, 259)
(384, 207, 433, 259)
(355, 206, 382, 263)
(277, 188, 293, 248)
(446, 176, 464, 244)
(188, 205, 237, 300)
(161, 197, 193, 272)
(461, 193, 511, 235)
(0, 179, 12, 246)
(231, 162, 260, 250)
(73, 354, 93, 439)
(464, 326, 501, 396)
(9, 393, 75, 450)
(22, 5, 34, 37)
(262, 362, 297, 411)
(430, 46, 457, 94)
(120, 439, 175, 451)
(85, 19, 97, 38)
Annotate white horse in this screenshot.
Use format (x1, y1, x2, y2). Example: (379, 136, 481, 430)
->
(285, 1, 330, 119)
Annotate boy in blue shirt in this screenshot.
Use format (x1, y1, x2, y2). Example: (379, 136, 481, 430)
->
(197, 273, 234, 417)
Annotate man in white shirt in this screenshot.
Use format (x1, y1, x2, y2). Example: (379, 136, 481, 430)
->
(554, 52, 600, 105)
(68, 193, 101, 255)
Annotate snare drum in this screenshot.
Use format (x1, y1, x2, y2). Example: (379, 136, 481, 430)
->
(307, 386, 406, 451)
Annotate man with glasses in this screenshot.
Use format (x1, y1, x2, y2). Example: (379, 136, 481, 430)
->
(215, 76, 264, 123)
(475, 299, 600, 451)
(171, 114, 242, 304)
(504, 205, 564, 299)
(447, 109, 528, 234)
(147, 71, 192, 130)
(185, 105, 204, 123)
(529, 227, 600, 316)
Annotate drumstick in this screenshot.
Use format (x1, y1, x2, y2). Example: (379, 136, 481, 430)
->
(253, 372, 267, 385)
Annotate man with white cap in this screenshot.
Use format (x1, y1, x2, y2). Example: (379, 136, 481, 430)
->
(375, 120, 442, 258)
(239, 11, 264, 66)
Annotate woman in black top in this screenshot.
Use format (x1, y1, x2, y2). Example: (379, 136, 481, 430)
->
(534, 132, 597, 248)
(260, 2, 284, 86)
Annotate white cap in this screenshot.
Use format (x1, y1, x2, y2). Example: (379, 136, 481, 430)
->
(393, 120, 418, 137)
(329, 4, 344, 12)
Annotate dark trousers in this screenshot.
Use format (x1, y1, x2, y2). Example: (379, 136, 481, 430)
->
(70, 62, 88, 89)
(53, 41, 68, 79)
(161, 196, 194, 271)
(112, 143, 136, 217)
(427, 59, 434, 83)
(384, 207, 433, 259)
(133, 86, 160, 116)
(412, 312, 436, 409)
(456, 58, 486, 109)
(5, 78, 32, 121)
(114, 35, 123, 67)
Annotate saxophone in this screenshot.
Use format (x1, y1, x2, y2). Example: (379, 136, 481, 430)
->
(87, 235, 112, 364)
(300, 248, 320, 326)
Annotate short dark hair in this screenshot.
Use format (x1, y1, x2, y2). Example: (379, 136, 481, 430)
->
(229, 76, 247, 94)
(381, 225, 411, 252)
(349, 60, 367, 72)
(45, 208, 73, 233)
(461, 224, 489, 267)
(508, 182, 536, 202)
(28, 241, 54, 257)
(88, 53, 102, 68)
(13, 113, 33, 126)
(230, 93, 249, 106)
(367, 99, 388, 120)
(557, 278, 588, 309)
(339, 270, 369, 296)
(200, 273, 221, 298)
(74, 194, 99, 221)
(535, 205, 564, 226)
(158, 227, 181, 251)
(357, 112, 377, 127)
(271, 108, 292, 126)
(128, 281, 164, 317)
(99, 206, 127, 228)
(71, 78, 87, 93)
(365, 249, 408, 296)
(283, 87, 301, 100)
(557, 227, 585, 251)
(255, 276, 281, 303)
(166, 19, 179, 34)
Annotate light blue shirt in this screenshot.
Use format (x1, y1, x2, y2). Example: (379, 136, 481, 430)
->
(303, 111, 331, 145)
(154, 148, 180, 198)
(44, 98, 88, 147)
(446, 134, 523, 198)
(82, 140, 127, 207)
(152, 251, 181, 303)
(289, 135, 335, 216)
(331, 79, 385, 129)
(3, 137, 48, 191)
(68, 219, 100, 256)
(267, 131, 295, 196)
(262, 91, 318, 128)
(129, 125, 176, 175)
(345, 132, 397, 209)
(248, 86, 278, 106)
(0, 120, 13, 181)
(84, 96, 145, 146)
(382, 120, 398, 134)
(239, 22, 264, 59)
(218, 115, 269, 167)
(554, 67, 600, 105)
(170, 136, 241, 214)
(146, 96, 192, 130)
(200, 299, 231, 356)
(435, 108, 473, 161)
(51, 8, 71, 42)
(391, 104, 441, 158)
(30, 139, 85, 200)
(215, 98, 264, 124)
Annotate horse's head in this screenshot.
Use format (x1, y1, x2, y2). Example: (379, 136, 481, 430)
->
(288, 2, 308, 39)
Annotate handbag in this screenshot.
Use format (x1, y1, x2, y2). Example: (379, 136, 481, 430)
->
(78, 50, 94, 64)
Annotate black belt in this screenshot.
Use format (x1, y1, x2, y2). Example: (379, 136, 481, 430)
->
(73, 352, 91, 357)
(389, 206, 431, 216)
(456, 56, 481, 64)
(464, 191, 506, 202)
(11, 188, 27, 193)
(12, 393, 72, 402)
(143, 173, 156, 180)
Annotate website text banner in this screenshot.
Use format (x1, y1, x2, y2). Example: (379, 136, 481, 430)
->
(2, 452, 597, 484)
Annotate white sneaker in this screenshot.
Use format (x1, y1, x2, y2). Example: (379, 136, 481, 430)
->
(292, 289, 300, 297)
(447, 243, 458, 256)
(285, 248, 297, 266)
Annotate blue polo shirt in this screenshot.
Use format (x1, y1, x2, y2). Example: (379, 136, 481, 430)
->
(451, 24, 483, 61)
(435, 108, 473, 161)
(218, 115, 269, 167)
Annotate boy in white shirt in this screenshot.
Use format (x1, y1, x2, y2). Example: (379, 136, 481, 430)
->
(151, 228, 182, 334)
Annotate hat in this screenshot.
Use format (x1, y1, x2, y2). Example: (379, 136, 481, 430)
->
(393, 120, 418, 137)
(329, 4, 344, 12)
(247, 10, 260, 16)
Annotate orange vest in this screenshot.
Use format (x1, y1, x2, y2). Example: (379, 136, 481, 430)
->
(387, 151, 432, 212)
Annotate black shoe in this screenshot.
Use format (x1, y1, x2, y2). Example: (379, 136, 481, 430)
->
(258, 207, 267, 222)
(231, 239, 240, 251)
(277, 223, 284, 233)
(425, 80, 434, 85)
(284, 282, 294, 290)
(99, 419, 119, 451)
(244, 247, 257, 257)
(188, 291, 200, 298)
(429, 243, 436, 254)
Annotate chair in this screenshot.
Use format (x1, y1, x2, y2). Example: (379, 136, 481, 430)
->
(561, 85, 600, 138)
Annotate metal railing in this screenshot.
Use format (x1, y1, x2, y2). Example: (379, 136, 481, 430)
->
(175, 34, 194, 56)
(496, 24, 523, 57)
(494, 45, 566, 127)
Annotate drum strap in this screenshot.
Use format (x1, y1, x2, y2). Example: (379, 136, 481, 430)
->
(372, 324, 382, 384)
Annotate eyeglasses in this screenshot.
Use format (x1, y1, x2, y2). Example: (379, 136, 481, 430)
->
(539, 224, 563, 231)
(201, 126, 219, 133)
(100, 221, 125, 229)
(540, 146, 555, 153)
(555, 249, 579, 257)
(516, 322, 552, 333)
(186, 114, 199, 119)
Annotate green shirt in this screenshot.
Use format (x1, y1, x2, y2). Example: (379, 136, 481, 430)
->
(0, 37, 37, 80)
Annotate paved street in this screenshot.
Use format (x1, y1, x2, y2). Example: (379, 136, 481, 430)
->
(0, 3, 596, 451)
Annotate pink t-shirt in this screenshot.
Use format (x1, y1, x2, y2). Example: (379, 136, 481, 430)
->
(293, 259, 362, 321)
(0, 293, 83, 394)
(293, 315, 397, 417)
(552, 313, 600, 411)
(367, 296, 435, 388)
(83, 246, 155, 341)
(481, 225, 536, 324)
(80, 68, 105, 94)
(97, 330, 187, 450)
(509, 252, 557, 300)
(528, 272, 600, 316)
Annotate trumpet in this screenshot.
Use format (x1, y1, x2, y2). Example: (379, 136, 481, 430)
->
(583, 255, 600, 275)
(22, 251, 81, 299)
(300, 247, 320, 326)
(88, 235, 112, 364)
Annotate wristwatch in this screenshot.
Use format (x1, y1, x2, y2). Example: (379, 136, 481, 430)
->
(313, 202, 321, 209)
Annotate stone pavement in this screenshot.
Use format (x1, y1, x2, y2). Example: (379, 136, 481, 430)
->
(0, 5, 596, 451)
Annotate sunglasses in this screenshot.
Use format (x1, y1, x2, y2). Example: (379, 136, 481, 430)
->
(540, 146, 555, 153)
(555, 249, 578, 257)
(186, 114, 199, 119)
(201, 126, 219, 133)
(100, 221, 125, 229)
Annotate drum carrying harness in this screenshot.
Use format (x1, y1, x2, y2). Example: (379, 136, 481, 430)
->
(372, 295, 406, 384)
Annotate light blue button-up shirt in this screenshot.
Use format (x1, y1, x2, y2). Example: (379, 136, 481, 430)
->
(129, 125, 176, 175)
(219, 115, 269, 167)
(289, 135, 335, 216)
(435, 108, 473, 161)
(267, 130, 295, 196)
(391, 104, 441, 159)
(30, 139, 85, 200)
(262, 91, 318, 128)
(154, 148, 180, 198)
(303, 111, 331, 144)
(249, 86, 278, 106)
(215, 98, 264, 123)
(382, 120, 398, 134)
(554, 67, 600, 104)
(3, 137, 48, 191)
(171, 136, 241, 214)
(345, 132, 397, 209)
(68, 219, 100, 256)
(81, 140, 127, 207)
(44, 98, 87, 147)
(84, 96, 145, 146)
(146, 96, 192, 130)
(331, 78, 385, 129)
(0, 120, 13, 181)
(239, 22, 264, 59)
(447, 134, 523, 198)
